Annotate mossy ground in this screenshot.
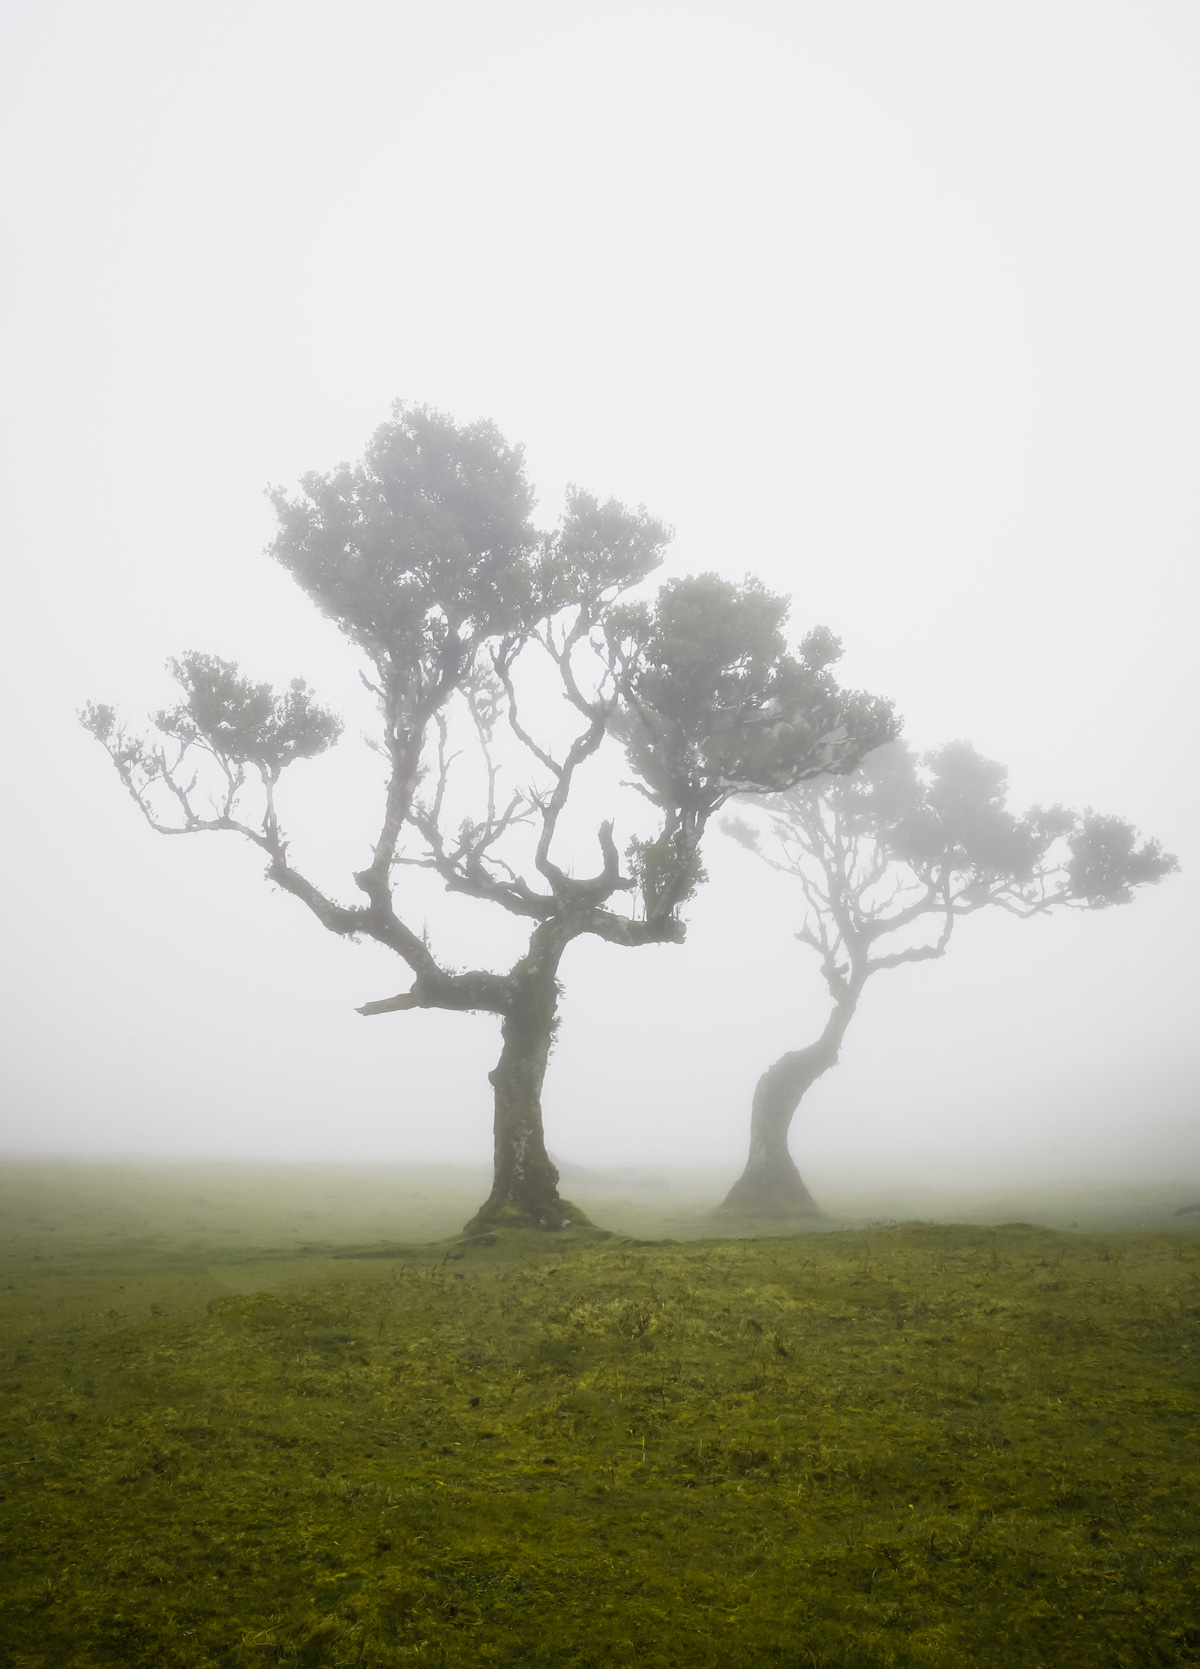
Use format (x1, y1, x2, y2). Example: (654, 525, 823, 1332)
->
(1, 1165, 1198, 1667)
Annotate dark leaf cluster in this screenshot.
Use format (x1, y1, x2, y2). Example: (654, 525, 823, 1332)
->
(269, 403, 541, 697)
(155, 652, 342, 778)
(609, 574, 897, 818)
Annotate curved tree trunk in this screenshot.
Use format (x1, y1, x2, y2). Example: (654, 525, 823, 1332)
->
(721, 998, 859, 1215)
(464, 934, 587, 1233)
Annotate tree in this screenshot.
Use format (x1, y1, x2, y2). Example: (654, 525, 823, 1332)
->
(83, 403, 896, 1232)
(720, 739, 1178, 1214)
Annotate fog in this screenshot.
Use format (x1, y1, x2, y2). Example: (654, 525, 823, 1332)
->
(1, 2, 1196, 1194)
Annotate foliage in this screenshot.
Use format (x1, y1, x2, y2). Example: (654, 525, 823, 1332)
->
(267, 406, 543, 674)
(610, 580, 896, 912)
(1066, 811, 1180, 907)
(726, 739, 1178, 1001)
(81, 656, 341, 843)
(82, 403, 896, 969)
(2, 1207, 1199, 1668)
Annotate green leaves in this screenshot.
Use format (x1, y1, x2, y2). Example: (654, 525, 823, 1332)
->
(889, 742, 1045, 881)
(540, 488, 670, 616)
(1067, 813, 1178, 907)
(155, 652, 342, 778)
(80, 655, 341, 846)
(882, 742, 1178, 906)
(610, 573, 897, 814)
(79, 699, 150, 782)
(746, 736, 1178, 959)
(603, 573, 896, 924)
(624, 833, 708, 917)
(269, 403, 542, 693)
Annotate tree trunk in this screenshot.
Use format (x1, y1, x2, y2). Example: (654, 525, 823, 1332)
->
(721, 999, 858, 1215)
(463, 935, 587, 1234)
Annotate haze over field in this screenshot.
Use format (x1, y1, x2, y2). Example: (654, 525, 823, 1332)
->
(1, 1, 1196, 1194)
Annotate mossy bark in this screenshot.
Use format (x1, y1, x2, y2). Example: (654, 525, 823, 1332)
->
(721, 1000, 858, 1214)
(464, 934, 587, 1233)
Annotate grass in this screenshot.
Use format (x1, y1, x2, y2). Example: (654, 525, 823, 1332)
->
(1, 1163, 1198, 1667)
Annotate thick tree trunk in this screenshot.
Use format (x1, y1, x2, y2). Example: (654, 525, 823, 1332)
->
(463, 937, 586, 1233)
(721, 999, 858, 1215)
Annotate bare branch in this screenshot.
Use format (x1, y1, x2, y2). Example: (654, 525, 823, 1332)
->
(357, 990, 423, 1016)
(541, 607, 607, 723)
(356, 965, 512, 1018)
(533, 710, 609, 893)
(492, 645, 562, 778)
(581, 907, 687, 949)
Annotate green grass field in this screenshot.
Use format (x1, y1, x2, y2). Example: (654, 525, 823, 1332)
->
(1, 1162, 1198, 1667)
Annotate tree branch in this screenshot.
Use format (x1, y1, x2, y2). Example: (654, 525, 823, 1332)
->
(356, 967, 512, 1017)
(533, 709, 610, 893)
(492, 645, 563, 778)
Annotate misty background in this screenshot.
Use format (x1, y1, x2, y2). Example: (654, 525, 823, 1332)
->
(1, 1, 1195, 1194)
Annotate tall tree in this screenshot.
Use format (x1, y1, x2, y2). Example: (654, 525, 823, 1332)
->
(83, 403, 895, 1232)
(720, 740, 1178, 1214)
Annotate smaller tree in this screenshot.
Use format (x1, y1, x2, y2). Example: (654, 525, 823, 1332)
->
(720, 740, 1178, 1214)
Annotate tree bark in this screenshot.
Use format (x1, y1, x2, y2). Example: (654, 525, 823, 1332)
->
(720, 998, 859, 1214)
(463, 933, 586, 1233)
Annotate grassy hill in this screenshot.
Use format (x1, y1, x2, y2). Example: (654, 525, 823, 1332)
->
(1, 1162, 1198, 1667)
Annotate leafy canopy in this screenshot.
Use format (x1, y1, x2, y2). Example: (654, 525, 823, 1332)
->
(83, 401, 896, 1006)
(726, 739, 1178, 998)
(612, 576, 897, 914)
(269, 405, 541, 676)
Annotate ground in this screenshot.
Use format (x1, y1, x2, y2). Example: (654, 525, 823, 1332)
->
(0, 1163, 1198, 1667)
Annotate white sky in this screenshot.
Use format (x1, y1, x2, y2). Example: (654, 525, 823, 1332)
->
(1, 0, 1196, 1190)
